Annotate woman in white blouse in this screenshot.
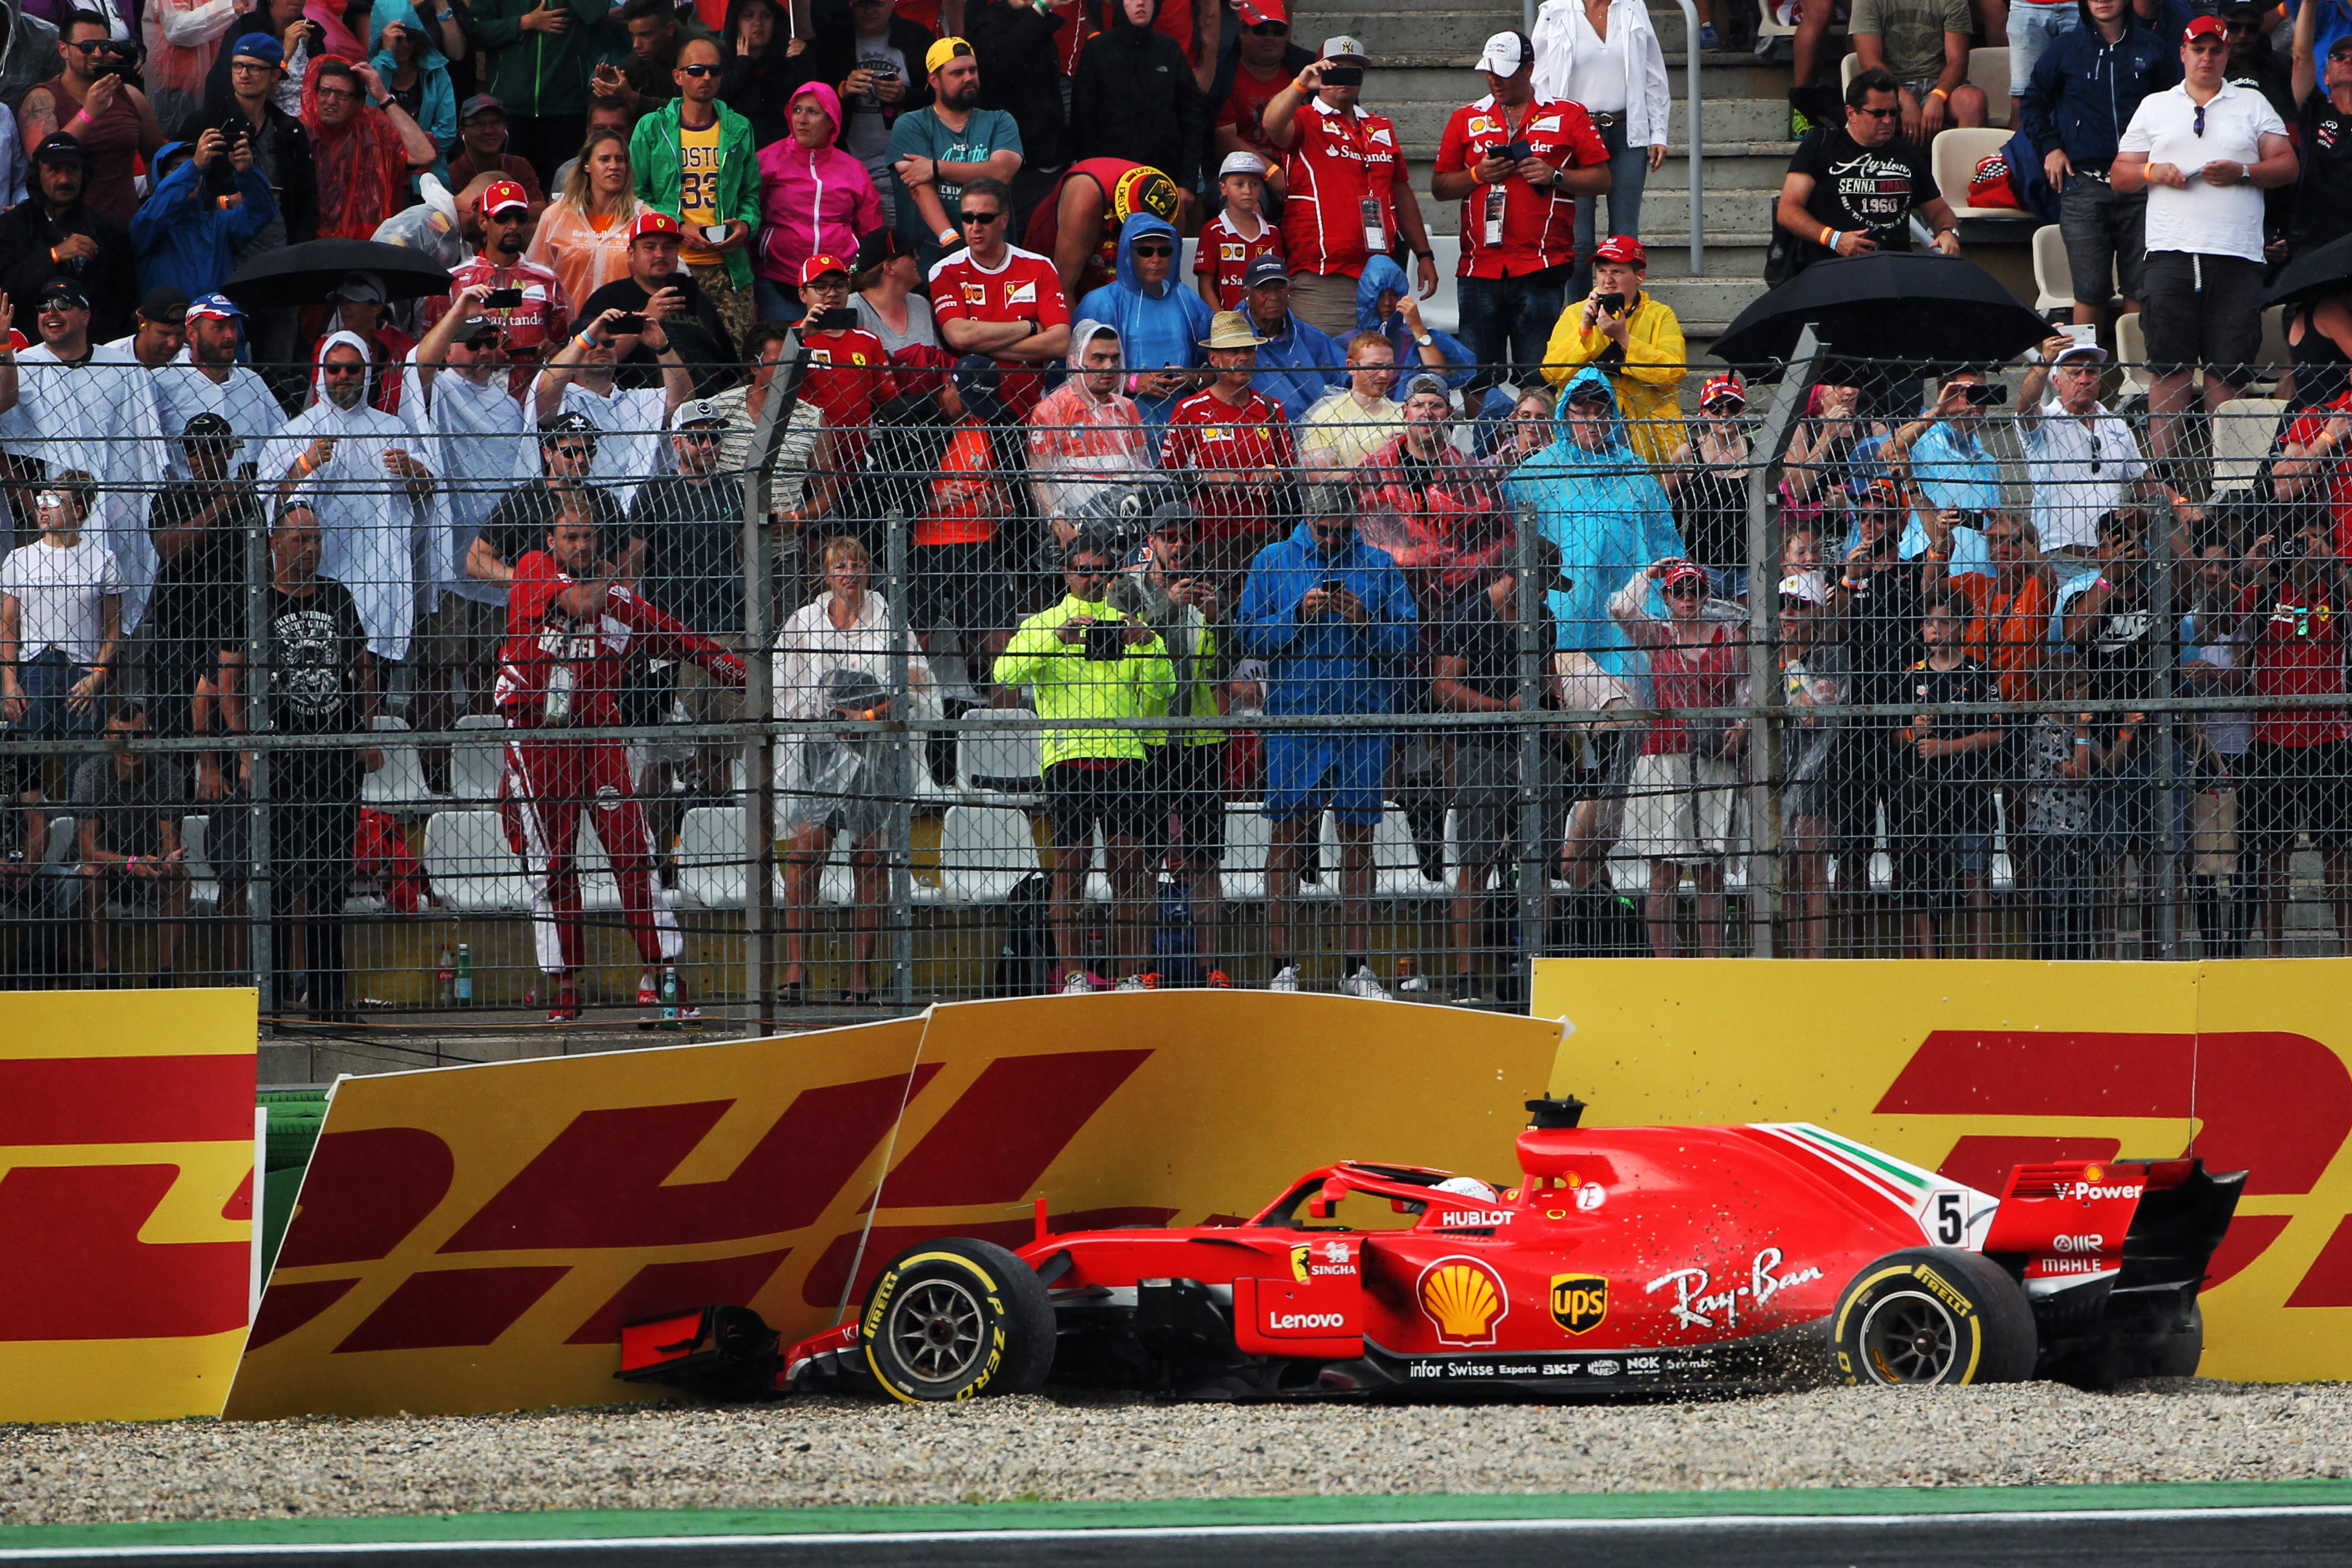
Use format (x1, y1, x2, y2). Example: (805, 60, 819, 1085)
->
(1530, 0, 1673, 296)
(771, 535, 936, 1005)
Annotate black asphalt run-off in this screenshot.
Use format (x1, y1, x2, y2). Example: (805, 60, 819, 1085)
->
(17, 1511, 2352, 1567)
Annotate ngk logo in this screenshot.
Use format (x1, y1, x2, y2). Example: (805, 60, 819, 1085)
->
(2053, 1234, 2105, 1253)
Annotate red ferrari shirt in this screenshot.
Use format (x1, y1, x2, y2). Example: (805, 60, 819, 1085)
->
(1434, 95, 1606, 278)
(928, 244, 1071, 415)
(1159, 387, 1298, 539)
(423, 255, 572, 398)
(1280, 97, 1404, 278)
(1217, 63, 1289, 160)
(494, 554, 745, 729)
(2239, 579, 2352, 748)
(799, 326, 897, 432)
(1194, 211, 1286, 309)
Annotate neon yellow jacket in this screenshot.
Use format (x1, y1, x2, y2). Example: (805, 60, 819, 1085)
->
(1541, 289, 1688, 468)
(993, 594, 1175, 767)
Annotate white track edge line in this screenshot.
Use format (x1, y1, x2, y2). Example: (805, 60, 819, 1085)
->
(6, 1503, 2351, 1558)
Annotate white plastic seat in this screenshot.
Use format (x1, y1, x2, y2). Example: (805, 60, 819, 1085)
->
(449, 714, 506, 806)
(938, 803, 1042, 903)
(1932, 128, 2028, 220)
(1377, 806, 1449, 899)
(2033, 224, 2074, 313)
(41, 812, 75, 864)
(675, 805, 786, 909)
(957, 708, 1043, 800)
(422, 810, 526, 912)
(2115, 310, 2151, 397)
(2211, 397, 2285, 498)
(1967, 48, 2010, 126)
(361, 715, 442, 815)
(181, 814, 218, 908)
(1222, 802, 1272, 897)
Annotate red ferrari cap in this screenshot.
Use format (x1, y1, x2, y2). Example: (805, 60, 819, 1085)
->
(631, 209, 683, 241)
(1662, 559, 1707, 593)
(477, 178, 530, 217)
(798, 252, 851, 286)
(1593, 234, 1647, 266)
(1235, 0, 1285, 23)
(1699, 373, 1746, 408)
(2183, 13, 2226, 41)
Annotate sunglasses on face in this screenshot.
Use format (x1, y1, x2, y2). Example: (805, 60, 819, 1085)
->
(1855, 105, 1899, 119)
(1665, 582, 1702, 598)
(322, 362, 367, 376)
(36, 300, 77, 314)
(678, 62, 720, 76)
(1130, 243, 1174, 258)
(957, 207, 1004, 224)
(67, 38, 117, 53)
(546, 442, 595, 461)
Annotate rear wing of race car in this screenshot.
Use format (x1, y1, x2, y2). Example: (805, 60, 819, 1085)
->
(1979, 1157, 2244, 1310)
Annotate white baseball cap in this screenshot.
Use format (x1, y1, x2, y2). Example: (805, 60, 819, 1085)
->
(1320, 34, 1368, 61)
(1219, 150, 1269, 178)
(670, 397, 732, 431)
(1477, 30, 1532, 75)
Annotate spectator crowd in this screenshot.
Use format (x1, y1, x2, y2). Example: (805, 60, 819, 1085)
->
(0, 0, 2346, 1019)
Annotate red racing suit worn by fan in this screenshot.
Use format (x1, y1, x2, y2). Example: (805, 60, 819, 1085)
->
(494, 552, 747, 977)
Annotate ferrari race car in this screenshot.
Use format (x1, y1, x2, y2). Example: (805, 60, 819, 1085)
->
(619, 1096, 2242, 1403)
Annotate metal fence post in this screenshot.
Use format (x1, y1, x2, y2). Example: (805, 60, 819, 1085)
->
(1515, 506, 1546, 995)
(2153, 497, 2181, 959)
(1741, 325, 1820, 958)
(244, 503, 273, 1033)
(742, 339, 808, 1034)
(886, 506, 915, 1008)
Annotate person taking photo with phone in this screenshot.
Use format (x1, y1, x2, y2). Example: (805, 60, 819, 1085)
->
(18, 11, 168, 227)
(1540, 234, 1686, 466)
(423, 180, 569, 390)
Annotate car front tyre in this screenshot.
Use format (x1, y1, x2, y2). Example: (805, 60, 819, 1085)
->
(860, 1237, 1056, 1402)
(1831, 1247, 2037, 1387)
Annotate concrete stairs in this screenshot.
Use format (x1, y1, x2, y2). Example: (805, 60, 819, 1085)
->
(1289, 0, 1800, 350)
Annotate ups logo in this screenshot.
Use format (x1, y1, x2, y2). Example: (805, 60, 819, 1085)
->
(1549, 1273, 1608, 1335)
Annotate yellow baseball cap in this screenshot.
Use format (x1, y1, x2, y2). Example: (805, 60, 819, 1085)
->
(925, 36, 973, 73)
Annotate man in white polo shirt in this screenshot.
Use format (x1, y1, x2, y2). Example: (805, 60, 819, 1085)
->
(2114, 13, 2297, 469)
(2017, 333, 2175, 567)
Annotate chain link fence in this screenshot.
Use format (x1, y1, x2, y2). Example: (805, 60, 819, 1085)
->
(1, 348, 2346, 1034)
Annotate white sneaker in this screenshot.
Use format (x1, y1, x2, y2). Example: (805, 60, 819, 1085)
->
(1347, 965, 1393, 1001)
(1063, 971, 1096, 996)
(1269, 965, 1300, 993)
(1115, 975, 1145, 992)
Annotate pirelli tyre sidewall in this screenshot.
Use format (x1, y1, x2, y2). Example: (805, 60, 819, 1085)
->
(1832, 1247, 2038, 1387)
(861, 1238, 1056, 1403)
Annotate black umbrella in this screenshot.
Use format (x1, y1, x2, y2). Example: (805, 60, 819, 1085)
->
(220, 238, 454, 310)
(2265, 230, 2352, 309)
(1711, 251, 2053, 382)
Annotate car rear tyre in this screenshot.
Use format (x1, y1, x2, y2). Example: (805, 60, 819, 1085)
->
(1832, 1247, 2037, 1387)
(861, 1238, 1056, 1402)
(2144, 1301, 2204, 1379)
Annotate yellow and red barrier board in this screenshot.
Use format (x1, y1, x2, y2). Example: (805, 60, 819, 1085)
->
(1532, 958, 2352, 1382)
(0, 990, 257, 1422)
(226, 993, 1567, 1418)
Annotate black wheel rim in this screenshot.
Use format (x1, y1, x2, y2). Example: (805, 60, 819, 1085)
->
(889, 1278, 986, 1385)
(1858, 1290, 1960, 1383)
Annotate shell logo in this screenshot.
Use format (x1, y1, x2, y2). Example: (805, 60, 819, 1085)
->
(2084, 1165, 2104, 1184)
(1416, 1256, 1509, 1346)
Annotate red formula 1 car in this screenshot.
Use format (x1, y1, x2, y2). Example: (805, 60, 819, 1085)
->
(620, 1097, 2242, 1403)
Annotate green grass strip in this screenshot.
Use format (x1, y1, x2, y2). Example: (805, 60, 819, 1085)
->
(4, 1480, 2350, 1549)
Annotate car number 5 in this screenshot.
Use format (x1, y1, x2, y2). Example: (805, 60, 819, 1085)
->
(1934, 1191, 1964, 1246)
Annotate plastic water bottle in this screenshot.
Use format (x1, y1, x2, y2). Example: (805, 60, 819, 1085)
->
(435, 941, 455, 1007)
(454, 943, 474, 1005)
(658, 967, 681, 1030)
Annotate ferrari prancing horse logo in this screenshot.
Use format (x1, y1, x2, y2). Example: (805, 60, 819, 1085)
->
(1550, 1273, 1609, 1335)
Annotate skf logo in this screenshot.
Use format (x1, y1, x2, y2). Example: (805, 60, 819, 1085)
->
(1289, 1243, 1310, 1282)
(1417, 1256, 1508, 1346)
(1549, 1273, 1608, 1335)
